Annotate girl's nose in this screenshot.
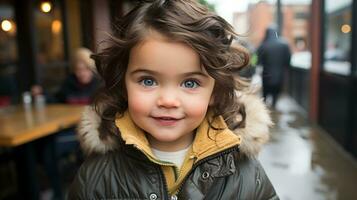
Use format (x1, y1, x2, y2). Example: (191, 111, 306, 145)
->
(157, 90, 181, 108)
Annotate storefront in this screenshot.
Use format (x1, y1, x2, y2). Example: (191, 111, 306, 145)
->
(319, 0, 356, 156)
(289, 0, 357, 156)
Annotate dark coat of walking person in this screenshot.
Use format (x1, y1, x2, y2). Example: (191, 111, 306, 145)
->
(257, 26, 291, 108)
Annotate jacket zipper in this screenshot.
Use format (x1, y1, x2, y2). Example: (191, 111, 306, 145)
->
(157, 164, 170, 200)
(175, 146, 239, 197)
(132, 144, 238, 199)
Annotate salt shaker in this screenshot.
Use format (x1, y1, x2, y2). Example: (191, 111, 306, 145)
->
(22, 91, 32, 108)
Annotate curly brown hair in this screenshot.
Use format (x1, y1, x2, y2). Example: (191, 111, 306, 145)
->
(92, 0, 250, 140)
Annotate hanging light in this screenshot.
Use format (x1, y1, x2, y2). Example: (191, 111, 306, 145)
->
(1, 20, 12, 32)
(40, 1, 52, 13)
(341, 24, 351, 34)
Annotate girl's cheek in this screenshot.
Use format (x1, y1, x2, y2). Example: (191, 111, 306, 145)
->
(127, 91, 153, 114)
(184, 98, 211, 117)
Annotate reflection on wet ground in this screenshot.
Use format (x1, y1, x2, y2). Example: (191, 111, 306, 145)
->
(259, 95, 357, 200)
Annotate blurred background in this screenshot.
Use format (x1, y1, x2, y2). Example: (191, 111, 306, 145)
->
(0, 0, 356, 199)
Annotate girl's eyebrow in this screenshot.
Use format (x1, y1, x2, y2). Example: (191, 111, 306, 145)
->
(129, 68, 210, 78)
(129, 69, 159, 76)
(182, 71, 209, 78)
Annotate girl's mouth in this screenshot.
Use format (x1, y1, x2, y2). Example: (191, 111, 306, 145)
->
(151, 116, 182, 126)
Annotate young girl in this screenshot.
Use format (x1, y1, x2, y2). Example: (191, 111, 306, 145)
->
(69, 0, 278, 199)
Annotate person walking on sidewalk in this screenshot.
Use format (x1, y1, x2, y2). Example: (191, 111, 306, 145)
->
(257, 25, 291, 109)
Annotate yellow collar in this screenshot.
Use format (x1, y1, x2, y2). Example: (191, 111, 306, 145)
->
(192, 114, 241, 162)
(115, 111, 241, 164)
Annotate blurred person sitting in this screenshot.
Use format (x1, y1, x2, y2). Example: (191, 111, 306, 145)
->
(55, 48, 100, 104)
(31, 48, 99, 105)
(53, 48, 100, 157)
(29, 48, 100, 198)
(257, 25, 291, 109)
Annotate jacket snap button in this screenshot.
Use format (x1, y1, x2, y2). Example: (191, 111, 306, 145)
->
(202, 171, 210, 179)
(256, 178, 261, 186)
(171, 195, 178, 200)
(149, 193, 158, 200)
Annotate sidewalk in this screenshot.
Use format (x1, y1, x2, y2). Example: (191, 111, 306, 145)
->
(259, 95, 357, 200)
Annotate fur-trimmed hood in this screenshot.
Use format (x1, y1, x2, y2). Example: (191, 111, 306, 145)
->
(77, 94, 272, 157)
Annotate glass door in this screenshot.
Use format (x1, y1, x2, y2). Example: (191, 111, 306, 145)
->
(323, 0, 352, 75)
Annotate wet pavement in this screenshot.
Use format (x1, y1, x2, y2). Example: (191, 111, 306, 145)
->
(259, 95, 357, 200)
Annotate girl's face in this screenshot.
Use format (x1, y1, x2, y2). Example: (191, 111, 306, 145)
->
(125, 32, 215, 152)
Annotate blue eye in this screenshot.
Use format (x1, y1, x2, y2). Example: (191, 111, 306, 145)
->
(182, 80, 199, 88)
(140, 78, 157, 87)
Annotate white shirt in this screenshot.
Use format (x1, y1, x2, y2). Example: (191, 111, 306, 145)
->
(151, 146, 191, 169)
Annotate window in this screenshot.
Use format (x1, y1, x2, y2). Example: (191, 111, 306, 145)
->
(0, 3, 17, 106)
(323, 0, 352, 75)
(34, 0, 67, 93)
(0, 4, 17, 63)
(35, 1, 64, 64)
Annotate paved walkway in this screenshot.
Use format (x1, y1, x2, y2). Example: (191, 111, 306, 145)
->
(259, 96, 357, 200)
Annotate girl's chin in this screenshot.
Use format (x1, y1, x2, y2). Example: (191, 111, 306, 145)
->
(146, 132, 194, 150)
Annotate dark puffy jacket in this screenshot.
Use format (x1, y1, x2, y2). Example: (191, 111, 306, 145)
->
(68, 94, 279, 200)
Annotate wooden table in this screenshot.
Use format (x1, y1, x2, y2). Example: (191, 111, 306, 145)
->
(0, 104, 85, 199)
(0, 104, 85, 147)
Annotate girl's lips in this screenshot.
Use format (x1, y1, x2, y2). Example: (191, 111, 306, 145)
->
(151, 116, 182, 126)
